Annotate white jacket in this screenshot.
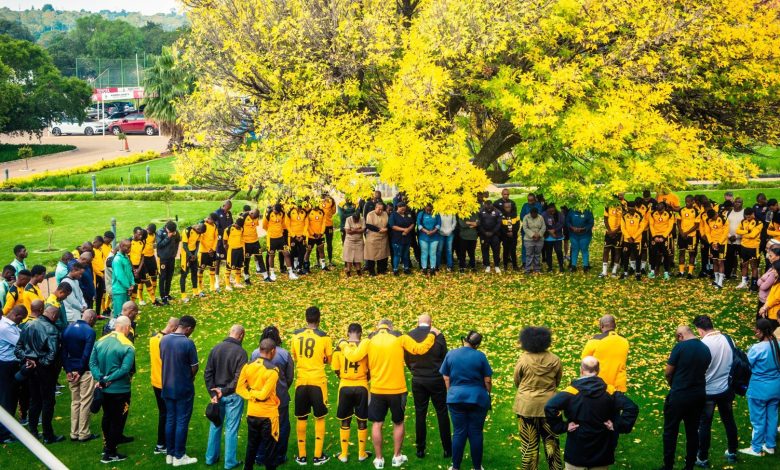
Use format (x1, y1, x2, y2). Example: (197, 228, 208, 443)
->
(62, 277, 87, 322)
(439, 215, 457, 236)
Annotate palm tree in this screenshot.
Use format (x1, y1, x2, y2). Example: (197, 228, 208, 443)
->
(143, 46, 194, 149)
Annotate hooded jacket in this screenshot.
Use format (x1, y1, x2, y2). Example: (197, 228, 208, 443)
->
(513, 351, 562, 417)
(545, 375, 638, 467)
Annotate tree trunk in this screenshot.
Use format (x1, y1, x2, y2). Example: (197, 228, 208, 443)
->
(472, 119, 521, 182)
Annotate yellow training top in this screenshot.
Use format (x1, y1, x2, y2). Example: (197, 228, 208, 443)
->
(286, 209, 308, 238)
(706, 215, 729, 245)
(582, 330, 629, 393)
(649, 210, 675, 238)
(149, 331, 164, 389)
(129, 239, 145, 265)
(263, 212, 286, 239)
(201, 222, 218, 253)
(332, 348, 369, 390)
(604, 206, 623, 231)
(237, 359, 281, 419)
(306, 208, 327, 237)
(322, 198, 336, 228)
(678, 207, 700, 235)
(242, 217, 260, 244)
(620, 212, 645, 241)
(142, 232, 156, 257)
(225, 226, 244, 250)
(290, 327, 333, 386)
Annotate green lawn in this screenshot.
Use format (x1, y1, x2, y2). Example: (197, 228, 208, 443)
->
(11, 157, 176, 189)
(0, 240, 772, 469)
(747, 146, 780, 174)
(0, 144, 76, 163)
(0, 199, 247, 269)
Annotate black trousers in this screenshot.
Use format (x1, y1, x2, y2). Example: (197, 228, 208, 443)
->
(543, 240, 563, 270)
(95, 276, 105, 314)
(622, 242, 641, 273)
(244, 252, 267, 276)
(245, 416, 277, 470)
(153, 387, 167, 447)
(411, 235, 422, 266)
(725, 243, 739, 277)
(457, 239, 476, 269)
(663, 393, 705, 470)
(180, 256, 198, 293)
(502, 235, 518, 268)
(102, 392, 130, 455)
(480, 235, 500, 267)
(325, 227, 334, 262)
(697, 390, 738, 460)
(28, 364, 57, 438)
(365, 259, 388, 275)
(651, 237, 673, 273)
(412, 378, 452, 454)
(0, 360, 19, 440)
(159, 257, 175, 300)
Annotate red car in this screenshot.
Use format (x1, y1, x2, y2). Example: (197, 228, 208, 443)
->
(108, 113, 159, 136)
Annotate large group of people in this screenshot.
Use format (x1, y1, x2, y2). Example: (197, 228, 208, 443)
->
(0, 188, 779, 469)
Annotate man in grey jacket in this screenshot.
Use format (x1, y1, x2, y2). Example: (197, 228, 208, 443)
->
(62, 262, 87, 323)
(522, 208, 545, 273)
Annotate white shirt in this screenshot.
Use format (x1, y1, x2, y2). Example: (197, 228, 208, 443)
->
(62, 277, 87, 323)
(439, 215, 457, 236)
(727, 209, 744, 244)
(701, 331, 733, 395)
(0, 315, 20, 362)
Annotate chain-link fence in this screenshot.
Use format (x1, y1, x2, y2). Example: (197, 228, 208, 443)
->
(57, 56, 156, 89)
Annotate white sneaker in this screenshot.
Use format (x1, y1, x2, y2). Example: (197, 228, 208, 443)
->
(739, 447, 764, 457)
(269, 271, 277, 281)
(736, 281, 748, 289)
(763, 445, 775, 455)
(495, 267, 501, 274)
(373, 457, 385, 469)
(289, 272, 299, 280)
(173, 455, 198, 466)
(338, 453, 348, 463)
(485, 266, 491, 273)
(224, 285, 234, 292)
(234, 283, 245, 289)
(138, 300, 147, 306)
(166, 455, 173, 465)
(391, 454, 408, 467)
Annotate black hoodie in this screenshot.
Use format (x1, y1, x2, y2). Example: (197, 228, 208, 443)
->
(545, 375, 638, 467)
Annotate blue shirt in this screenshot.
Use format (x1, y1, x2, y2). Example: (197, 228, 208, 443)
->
(520, 202, 544, 221)
(416, 212, 441, 242)
(80, 266, 96, 299)
(747, 340, 780, 400)
(388, 212, 415, 244)
(566, 209, 594, 237)
(439, 346, 493, 409)
(160, 333, 199, 400)
(61, 319, 96, 373)
(251, 346, 294, 406)
(0, 316, 20, 362)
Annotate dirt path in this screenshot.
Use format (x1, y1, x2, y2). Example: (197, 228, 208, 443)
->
(1, 133, 168, 180)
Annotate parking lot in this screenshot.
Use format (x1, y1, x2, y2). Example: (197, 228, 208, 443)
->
(1, 133, 168, 180)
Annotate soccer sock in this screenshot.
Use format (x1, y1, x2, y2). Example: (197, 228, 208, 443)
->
(209, 270, 217, 290)
(612, 263, 618, 274)
(688, 265, 695, 274)
(296, 419, 307, 458)
(339, 426, 350, 458)
(223, 269, 231, 286)
(679, 264, 685, 274)
(320, 258, 326, 269)
(234, 269, 242, 284)
(641, 261, 647, 271)
(602, 262, 608, 275)
(357, 424, 368, 458)
(146, 281, 156, 302)
(314, 417, 326, 458)
(288, 267, 294, 275)
(742, 276, 748, 284)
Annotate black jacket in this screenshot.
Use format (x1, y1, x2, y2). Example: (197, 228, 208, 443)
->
(478, 207, 502, 238)
(156, 229, 181, 261)
(15, 315, 60, 367)
(404, 326, 447, 380)
(204, 337, 248, 397)
(545, 375, 638, 467)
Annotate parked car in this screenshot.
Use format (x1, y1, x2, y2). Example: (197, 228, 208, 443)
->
(108, 113, 159, 136)
(86, 102, 135, 119)
(50, 121, 106, 136)
(98, 111, 131, 127)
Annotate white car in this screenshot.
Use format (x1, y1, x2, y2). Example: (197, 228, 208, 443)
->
(50, 121, 106, 136)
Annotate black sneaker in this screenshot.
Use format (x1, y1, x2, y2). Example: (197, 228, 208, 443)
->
(686, 273, 693, 280)
(635, 274, 642, 281)
(79, 433, 99, 442)
(294, 456, 307, 465)
(245, 278, 252, 286)
(118, 435, 134, 444)
(100, 453, 127, 464)
(619, 273, 626, 280)
(264, 277, 273, 282)
(42, 435, 64, 444)
(153, 445, 166, 455)
(153, 299, 164, 307)
(416, 450, 425, 458)
(393, 271, 399, 276)
(312, 454, 330, 466)
(404, 269, 412, 275)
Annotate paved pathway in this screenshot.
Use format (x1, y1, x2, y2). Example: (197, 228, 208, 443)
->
(1, 133, 168, 180)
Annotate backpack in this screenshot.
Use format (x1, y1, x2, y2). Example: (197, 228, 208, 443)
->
(723, 334, 751, 396)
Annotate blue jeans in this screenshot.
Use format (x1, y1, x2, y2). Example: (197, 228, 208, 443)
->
(448, 403, 488, 470)
(436, 233, 455, 268)
(165, 395, 194, 459)
(205, 393, 244, 468)
(748, 396, 779, 452)
(420, 238, 439, 270)
(257, 403, 289, 466)
(392, 242, 411, 272)
(569, 235, 592, 268)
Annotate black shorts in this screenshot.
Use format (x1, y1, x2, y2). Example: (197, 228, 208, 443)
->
(739, 245, 759, 262)
(295, 385, 328, 418)
(199, 252, 216, 269)
(132, 264, 144, 283)
(368, 392, 407, 424)
(604, 232, 622, 249)
(268, 237, 286, 252)
(227, 247, 244, 269)
(677, 235, 698, 253)
(143, 256, 158, 276)
(710, 243, 727, 260)
(216, 239, 227, 259)
(336, 386, 369, 420)
(325, 226, 334, 236)
(308, 237, 324, 247)
(244, 241, 261, 256)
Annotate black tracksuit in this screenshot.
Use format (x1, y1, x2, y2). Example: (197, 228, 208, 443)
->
(478, 208, 502, 267)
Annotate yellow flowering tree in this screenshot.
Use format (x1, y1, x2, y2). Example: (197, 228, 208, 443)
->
(177, 0, 779, 209)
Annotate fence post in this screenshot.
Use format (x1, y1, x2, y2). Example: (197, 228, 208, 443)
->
(146, 165, 150, 184)
(91, 174, 97, 196)
(111, 218, 117, 247)
(4, 169, 8, 181)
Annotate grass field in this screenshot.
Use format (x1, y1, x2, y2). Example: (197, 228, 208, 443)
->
(0, 237, 772, 470)
(0, 144, 76, 163)
(11, 157, 175, 189)
(747, 146, 780, 174)
(0, 199, 248, 269)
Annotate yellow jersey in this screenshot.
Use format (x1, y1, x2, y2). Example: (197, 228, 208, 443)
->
(331, 348, 369, 390)
(23, 283, 44, 315)
(2, 285, 23, 315)
(620, 212, 645, 241)
(604, 206, 623, 232)
(224, 225, 244, 250)
(290, 327, 333, 386)
(736, 219, 763, 249)
(306, 208, 327, 237)
(322, 198, 337, 228)
(582, 330, 629, 393)
(649, 210, 675, 238)
(129, 239, 145, 265)
(287, 209, 308, 238)
(242, 217, 260, 244)
(100, 243, 112, 261)
(706, 215, 729, 245)
(678, 207, 700, 235)
(149, 331, 164, 389)
(92, 246, 105, 277)
(142, 232, 156, 257)
(201, 222, 218, 253)
(263, 212, 286, 239)
(768, 221, 780, 239)
(657, 192, 680, 210)
(183, 226, 200, 253)
(237, 359, 280, 419)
